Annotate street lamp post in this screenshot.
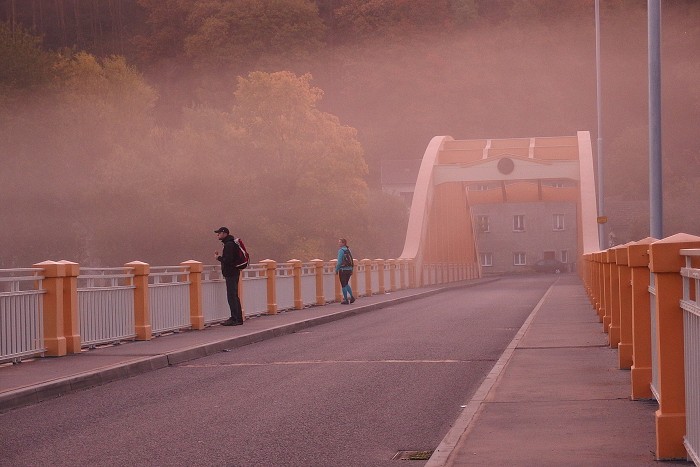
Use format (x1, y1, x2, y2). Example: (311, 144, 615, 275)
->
(595, 0, 606, 249)
(648, 0, 663, 239)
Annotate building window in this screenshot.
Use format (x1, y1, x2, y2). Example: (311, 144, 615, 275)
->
(513, 215, 525, 232)
(477, 215, 490, 232)
(480, 252, 493, 267)
(513, 252, 527, 266)
(561, 250, 569, 263)
(553, 214, 565, 231)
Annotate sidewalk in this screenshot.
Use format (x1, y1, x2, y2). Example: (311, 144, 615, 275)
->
(1, 275, 685, 466)
(429, 274, 690, 466)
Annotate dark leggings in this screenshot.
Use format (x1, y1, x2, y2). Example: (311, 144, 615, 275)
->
(338, 269, 353, 300)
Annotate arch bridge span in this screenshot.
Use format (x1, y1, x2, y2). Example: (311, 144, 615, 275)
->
(399, 131, 600, 285)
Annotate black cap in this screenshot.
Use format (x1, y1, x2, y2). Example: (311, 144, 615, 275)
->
(214, 227, 229, 234)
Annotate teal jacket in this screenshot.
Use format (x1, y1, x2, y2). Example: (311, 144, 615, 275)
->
(335, 246, 353, 272)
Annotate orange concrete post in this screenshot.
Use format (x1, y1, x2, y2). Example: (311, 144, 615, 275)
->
(594, 252, 605, 322)
(57, 260, 81, 353)
(608, 249, 622, 348)
(350, 259, 359, 296)
(583, 254, 593, 300)
(289, 260, 303, 310)
(591, 253, 600, 315)
(649, 233, 700, 460)
(388, 259, 396, 292)
(126, 261, 152, 341)
(181, 260, 204, 330)
(628, 238, 655, 400)
(311, 259, 325, 305)
(614, 246, 633, 369)
(602, 251, 613, 334)
(376, 259, 386, 294)
(362, 259, 372, 296)
(260, 260, 278, 315)
(33, 261, 67, 357)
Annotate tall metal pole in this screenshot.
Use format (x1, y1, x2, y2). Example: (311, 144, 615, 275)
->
(595, 0, 606, 249)
(648, 0, 663, 239)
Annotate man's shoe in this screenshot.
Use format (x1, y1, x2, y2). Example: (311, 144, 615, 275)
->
(340, 300, 349, 305)
(349, 296, 355, 303)
(232, 321, 243, 326)
(221, 318, 236, 326)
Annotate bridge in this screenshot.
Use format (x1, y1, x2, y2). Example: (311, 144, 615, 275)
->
(1, 132, 699, 464)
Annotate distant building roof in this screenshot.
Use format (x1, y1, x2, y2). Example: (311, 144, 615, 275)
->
(380, 159, 422, 186)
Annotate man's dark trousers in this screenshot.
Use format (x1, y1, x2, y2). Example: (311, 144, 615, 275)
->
(225, 270, 243, 323)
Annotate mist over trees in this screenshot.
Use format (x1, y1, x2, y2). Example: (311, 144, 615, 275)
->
(1, 0, 699, 267)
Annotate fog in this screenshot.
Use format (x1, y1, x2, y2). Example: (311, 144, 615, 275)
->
(1, 1, 699, 268)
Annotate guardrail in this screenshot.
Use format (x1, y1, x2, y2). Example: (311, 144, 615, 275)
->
(681, 248, 700, 465)
(1, 257, 479, 364)
(78, 267, 136, 348)
(582, 234, 700, 463)
(0, 268, 45, 363)
(148, 266, 191, 335)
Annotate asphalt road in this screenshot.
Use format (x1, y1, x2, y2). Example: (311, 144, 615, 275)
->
(1, 275, 558, 467)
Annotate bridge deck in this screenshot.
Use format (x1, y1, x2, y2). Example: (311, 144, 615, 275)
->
(1, 275, 681, 465)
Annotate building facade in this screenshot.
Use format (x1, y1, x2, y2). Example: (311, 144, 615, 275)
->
(471, 200, 578, 275)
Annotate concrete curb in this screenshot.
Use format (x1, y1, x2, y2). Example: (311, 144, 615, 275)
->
(1, 278, 499, 413)
(0, 355, 169, 413)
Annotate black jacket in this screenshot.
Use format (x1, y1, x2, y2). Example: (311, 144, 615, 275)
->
(218, 235, 239, 277)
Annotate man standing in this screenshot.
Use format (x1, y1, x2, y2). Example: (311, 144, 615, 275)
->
(214, 227, 243, 326)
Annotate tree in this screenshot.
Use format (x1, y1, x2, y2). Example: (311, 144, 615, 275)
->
(0, 21, 54, 91)
(332, 0, 453, 43)
(135, 0, 325, 70)
(0, 48, 161, 266)
(231, 71, 368, 259)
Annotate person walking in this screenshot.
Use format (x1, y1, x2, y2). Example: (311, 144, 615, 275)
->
(335, 238, 355, 305)
(214, 227, 244, 326)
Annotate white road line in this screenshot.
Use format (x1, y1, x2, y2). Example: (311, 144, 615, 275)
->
(181, 359, 488, 367)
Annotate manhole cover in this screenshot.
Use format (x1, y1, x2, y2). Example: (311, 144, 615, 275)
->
(392, 450, 434, 461)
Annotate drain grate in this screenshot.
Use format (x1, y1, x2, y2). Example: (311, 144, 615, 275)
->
(392, 450, 434, 461)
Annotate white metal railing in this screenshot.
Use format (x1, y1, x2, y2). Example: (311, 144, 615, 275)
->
(0, 268, 45, 363)
(370, 262, 380, 293)
(649, 271, 660, 401)
(323, 262, 337, 303)
(356, 262, 367, 297)
(383, 262, 391, 291)
(241, 264, 267, 316)
(149, 266, 190, 334)
(2, 258, 435, 361)
(300, 263, 316, 307)
(276, 263, 294, 310)
(680, 248, 700, 465)
(78, 267, 136, 348)
(201, 265, 228, 324)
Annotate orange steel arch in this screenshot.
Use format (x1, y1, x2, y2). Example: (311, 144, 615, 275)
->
(399, 132, 599, 285)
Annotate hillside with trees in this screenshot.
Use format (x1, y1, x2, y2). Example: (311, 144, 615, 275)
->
(1, 0, 699, 266)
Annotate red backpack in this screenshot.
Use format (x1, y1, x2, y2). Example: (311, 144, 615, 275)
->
(233, 237, 250, 269)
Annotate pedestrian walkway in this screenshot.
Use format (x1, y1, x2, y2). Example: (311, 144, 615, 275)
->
(428, 274, 691, 466)
(1, 275, 690, 466)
